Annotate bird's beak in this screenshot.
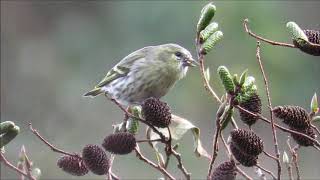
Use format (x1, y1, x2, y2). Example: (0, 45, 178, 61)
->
(183, 57, 199, 67)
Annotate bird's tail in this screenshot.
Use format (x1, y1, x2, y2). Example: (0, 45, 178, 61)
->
(83, 87, 103, 97)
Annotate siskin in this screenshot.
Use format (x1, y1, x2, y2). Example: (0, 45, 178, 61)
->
(84, 44, 197, 106)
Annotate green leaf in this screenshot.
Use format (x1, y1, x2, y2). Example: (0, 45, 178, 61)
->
(147, 115, 210, 159)
(239, 69, 248, 86)
(127, 106, 141, 134)
(197, 3, 216, 33)
(286, 21, 308, 42)
(232, 74, 239, 87)
(200, 22, 219, 42)
(217, 66, 235, 94)
(201, 31, 223, 55)
(0, 121, 15, 135)
(311, 93, 319, 114)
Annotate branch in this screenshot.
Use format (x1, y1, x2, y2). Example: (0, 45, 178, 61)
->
(243, 19, 295, 48)
(0, 153, 35, 180)
(236, 105, 320, 149)
(134, 146, 175, 180)
(207, 117, 221, 178)
(255, 41, 281, 179)
(256, 164, 277, 180)
(171, 149, 191, 179)
(29, 123, 76, 157)
(236, 166, 253, 180)
(287, 139, 301, 180)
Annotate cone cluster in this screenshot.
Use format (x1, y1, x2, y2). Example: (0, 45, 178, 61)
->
(209, 161, 237, 180)
(238, 93, 262, 126)
(141, 97, 172, 128)
(57, 154, 88, 176)
(273, 105, 316, 146)
(102, 132, 136, 155)
(230, 129, 263, 166)
(82, 144, 110, 175)
(293, 29, 320, 56)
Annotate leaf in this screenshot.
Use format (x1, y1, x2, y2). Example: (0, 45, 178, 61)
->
(282, 151, 289, 165)
(239, 69, 248, 86)
(147, 115, 210, 159)
(146, 127, 165, 167)
(127, 106, 141, 134)
(311, 93, 319, 114)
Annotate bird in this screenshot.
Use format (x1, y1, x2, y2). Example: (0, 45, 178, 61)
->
(83, 43, 198, 106)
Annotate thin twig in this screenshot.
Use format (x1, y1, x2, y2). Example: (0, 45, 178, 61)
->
(287, 163, 293, 180)
(171, 149, 191, 180)
(136, 139, 162, 143)
(107, 97, 167, 142)
(255, 167, 267, 180)
(236, 166, 253, 180)
(220, 132, 231, 157)
(134, 146, 175, 180)
(0, 153, 35, 180)
(311, 124, 320, 136)
(287, 139, 301, 180)
(256, 164, 277, 180)
(236, 105, 320, 149)
(255, 41, 281, 179)
(29, 123, 76, 157)
(263, 151, 278, 161)
(243, 18, 295, 48)
(207, 117, 221, 178)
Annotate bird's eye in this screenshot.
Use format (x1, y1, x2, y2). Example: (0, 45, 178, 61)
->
(175, 51, 182, 57)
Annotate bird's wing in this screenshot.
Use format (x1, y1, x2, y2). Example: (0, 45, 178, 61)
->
(95, 47, 151, 88)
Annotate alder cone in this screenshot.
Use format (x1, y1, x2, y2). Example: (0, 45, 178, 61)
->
(238, 93, 262, 126)
(230, 142, 257, 167)
(57, 154, 88, 176)
(209, 161, 237, 180)
(291, 126, 316, 146)
(82, 144, 110, 175)
(230, 129, 264, 156)
(273, 105, 310, 129)
(141, 97, 171, 128)
(102, 132, 136, 155)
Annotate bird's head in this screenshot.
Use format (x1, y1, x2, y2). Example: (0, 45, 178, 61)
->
(156, 43, 198, 78)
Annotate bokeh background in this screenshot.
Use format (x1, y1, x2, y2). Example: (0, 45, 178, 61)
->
(1, 1, 320, 179)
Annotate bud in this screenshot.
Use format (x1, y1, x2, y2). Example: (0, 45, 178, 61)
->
(200, 31, 223, 55)
(200, 22, 219, 43)
(197, 3, 216, 33)
(286, 22, 309, 42)
(230, 142, 257, 167)
(57, 154, 88, 176)
(0, 125, 20, 148)
(142, 97, 171, 128)
(273, 105, 310, 129)
(230, 129, 264, 156)
(311, 93, 319, 114)
(217, 66, 235, 94)
(238, 93, 262, 126)
(82, 145, 110, 175)
(209, 161, 237, 180)
(0, 121, 15, 135)
(102, 132, 136, 155)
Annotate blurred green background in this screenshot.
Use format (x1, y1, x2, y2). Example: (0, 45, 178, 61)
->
(1, 1, 319, 179)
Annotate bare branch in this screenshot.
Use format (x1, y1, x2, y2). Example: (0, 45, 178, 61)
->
(243, 19, 295, 48)
(256, 164, 277, 180)
(236, 166, 253, 180)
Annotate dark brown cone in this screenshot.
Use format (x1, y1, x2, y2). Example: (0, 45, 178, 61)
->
(230, 129, 264, 156)
(82, 144, 110, 175)
(57, 154, 88, 176)
(230, 143, 257, 167)
(102, 132, 136, 155)
(238, 93, 262, 126)
(141, 97, 171, 128)
(209, 161, 237, 180)
(304, 30, 320, 44)
(291, 126, 316, 146)
(293, 29, 320, 56)
(273, 105, 310, 129)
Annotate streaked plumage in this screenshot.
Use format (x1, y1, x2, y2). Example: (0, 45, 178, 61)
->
(84, 43, 197, 106)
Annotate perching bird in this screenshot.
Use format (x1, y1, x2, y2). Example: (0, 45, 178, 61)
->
(84, 43, 197, 106)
